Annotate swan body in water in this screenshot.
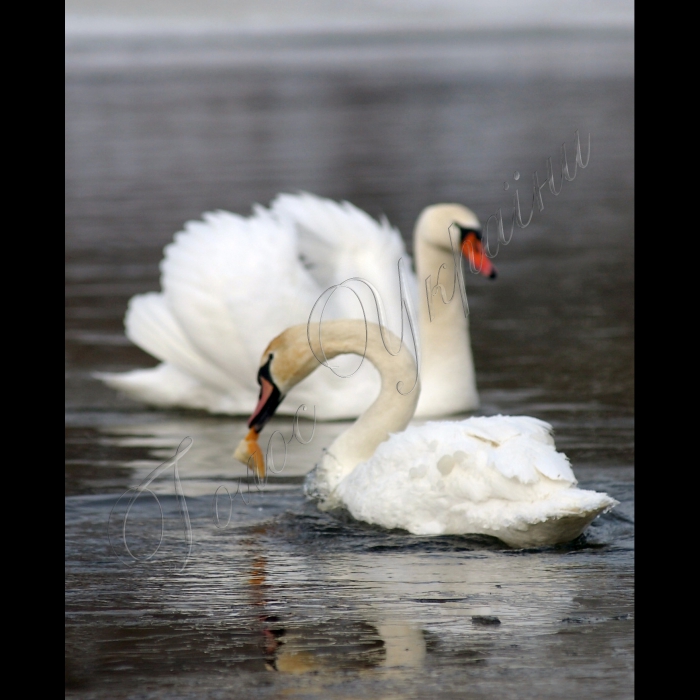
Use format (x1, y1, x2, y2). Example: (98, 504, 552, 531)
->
(234, 320, 617, 548)
(98, 193, 494, 419)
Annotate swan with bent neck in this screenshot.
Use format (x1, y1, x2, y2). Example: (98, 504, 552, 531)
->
(234, 320, 617, 548)
(97, 194, 494, 419)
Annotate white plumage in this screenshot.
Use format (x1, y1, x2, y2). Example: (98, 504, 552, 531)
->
(99, 193, 486, 419)
(333, 416, 617, 547)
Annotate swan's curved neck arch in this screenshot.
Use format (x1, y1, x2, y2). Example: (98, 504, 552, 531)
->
(275, 320, 420, 494)
(414, 218, 478, 415)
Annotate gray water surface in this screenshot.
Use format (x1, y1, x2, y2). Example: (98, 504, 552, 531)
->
(65, 28, 633, 699)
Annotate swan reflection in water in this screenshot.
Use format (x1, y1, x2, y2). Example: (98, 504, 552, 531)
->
(244, 529, 427, 676)
(238, 518, 604, 679)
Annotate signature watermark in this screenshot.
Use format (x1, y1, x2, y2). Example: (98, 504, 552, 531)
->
(425, 129, 591, 318)
(482, 129, 590, 261)
(108, 405, 316, 572)
(307, 258, 420, 396)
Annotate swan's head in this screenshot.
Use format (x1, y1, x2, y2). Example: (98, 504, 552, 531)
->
(233, 325, 318, 476)
(415, 203, 496, 279)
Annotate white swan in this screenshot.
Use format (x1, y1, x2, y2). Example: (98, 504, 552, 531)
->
(98, 193, 494, 419)
(234, 320, 617, 548)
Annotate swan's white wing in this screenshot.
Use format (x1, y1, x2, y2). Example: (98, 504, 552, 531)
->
(101, 196, 412, 418)
(161, 208, 322, 387)
(491, 438, 576, 485)
(123, 292, 237, 391)
(454, 416, 573, 483)
(159, 205, 388, 418)
(271, 192, 418, 338)
(97, 290, 262, 412)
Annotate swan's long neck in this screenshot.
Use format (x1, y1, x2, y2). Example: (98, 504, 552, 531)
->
(286, 320, 420, 495)
(414, 232, 478, 415)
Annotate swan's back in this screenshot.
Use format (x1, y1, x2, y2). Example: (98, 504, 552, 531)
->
(334, 415, 617, 547)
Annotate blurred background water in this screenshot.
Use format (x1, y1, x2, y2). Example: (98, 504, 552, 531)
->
(65, 2, 634, 697)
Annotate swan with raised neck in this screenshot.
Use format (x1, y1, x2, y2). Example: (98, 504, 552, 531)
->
(414, 204, 493, 417)
(98, 194, 495, 419)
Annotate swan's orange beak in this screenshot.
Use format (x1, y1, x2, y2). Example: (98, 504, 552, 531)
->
(234, 354, 285, 478)
(461, 231, 497, 279)
(233, 429, 266, 478)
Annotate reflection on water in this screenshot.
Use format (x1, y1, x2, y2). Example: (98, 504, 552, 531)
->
(66, 26, 633, 700)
